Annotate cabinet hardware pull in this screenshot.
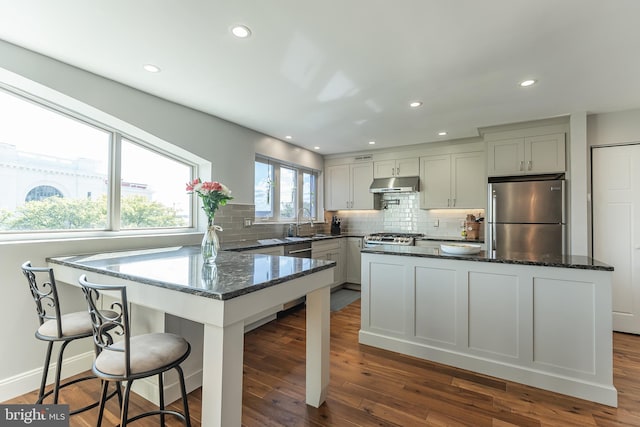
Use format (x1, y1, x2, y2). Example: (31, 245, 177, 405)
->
(396, 167, 400, 175)
(288, 248, 312, 254)
(391, 167, 395, 176)
(447, 198, 450, 207)
(528, 160, 532, 171)
(519, 161, 524, 171)
(453, 198, 456, 206)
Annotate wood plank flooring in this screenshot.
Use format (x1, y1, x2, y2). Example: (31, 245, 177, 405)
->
(5, 299, 640, 426)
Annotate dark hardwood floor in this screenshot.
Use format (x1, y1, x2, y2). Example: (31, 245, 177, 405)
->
(6, 299, 640, 426)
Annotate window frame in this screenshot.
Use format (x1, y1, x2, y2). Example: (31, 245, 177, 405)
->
(254, 155, 319, 223)
(0, 84, 207, 241)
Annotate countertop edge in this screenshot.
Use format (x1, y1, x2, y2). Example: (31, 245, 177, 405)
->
(361, 247, 614, 271)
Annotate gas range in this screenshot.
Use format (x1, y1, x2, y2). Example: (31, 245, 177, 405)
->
(364, 232, 424, 246)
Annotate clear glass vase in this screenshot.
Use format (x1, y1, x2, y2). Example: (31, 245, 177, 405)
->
(201, 222, 222, 264)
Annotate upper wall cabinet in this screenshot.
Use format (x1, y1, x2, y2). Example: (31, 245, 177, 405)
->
(373, 158, 419, 178)
(487, 133, 566, 176)
(420, 151, 486, 209)
(325, 162, 374, 210)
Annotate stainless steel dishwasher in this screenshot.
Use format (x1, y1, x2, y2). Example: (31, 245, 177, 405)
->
(281, 241, 312, 312)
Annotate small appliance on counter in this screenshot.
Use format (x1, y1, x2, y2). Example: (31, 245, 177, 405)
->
(330, 215, 341, 235)
(464, 214, 481, 240)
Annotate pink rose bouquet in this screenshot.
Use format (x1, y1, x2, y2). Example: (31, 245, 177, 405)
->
(186, 178, 233, 225)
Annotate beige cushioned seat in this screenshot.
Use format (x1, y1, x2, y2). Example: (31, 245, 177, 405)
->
(37, 310, 118, 338)
(94, 333, 189, 376)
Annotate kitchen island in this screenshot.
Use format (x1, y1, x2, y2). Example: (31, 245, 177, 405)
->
(48, 246, 335, 427)
(360, 246, 617, 406)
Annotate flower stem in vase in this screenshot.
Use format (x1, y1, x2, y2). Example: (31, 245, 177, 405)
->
(202, 220, 222, 264)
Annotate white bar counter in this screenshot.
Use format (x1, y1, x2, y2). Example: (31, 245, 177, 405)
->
(48, 246, 334, 426)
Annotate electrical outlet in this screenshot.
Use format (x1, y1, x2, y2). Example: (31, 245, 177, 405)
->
(243, 218, 252, 228)
(460, 220, 466, 228)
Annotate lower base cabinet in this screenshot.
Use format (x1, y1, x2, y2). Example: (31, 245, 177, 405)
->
(346, 237, 363, 284)
(312, 239, 346, 288)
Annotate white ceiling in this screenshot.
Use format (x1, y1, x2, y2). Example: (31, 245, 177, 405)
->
(1, 1, 639, 155)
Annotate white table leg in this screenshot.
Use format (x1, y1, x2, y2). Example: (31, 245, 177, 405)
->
(305, 285, 330, 406)
(201, 320, 244, 426)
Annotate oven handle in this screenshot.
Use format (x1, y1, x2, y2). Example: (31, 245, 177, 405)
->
(287, 247, 312, 255)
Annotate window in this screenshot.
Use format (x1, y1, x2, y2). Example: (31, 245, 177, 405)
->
(254, 157, 318, 221)
(120, 139, 191, 229)
(0, 86, 194, 234)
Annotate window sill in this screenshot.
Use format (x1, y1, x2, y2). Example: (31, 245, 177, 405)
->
(0, 228, 201, 244)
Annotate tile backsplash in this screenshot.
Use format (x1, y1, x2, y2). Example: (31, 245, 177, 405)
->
(214, 195, 484, 244)
(214, 204, 329, 243)
(331, 193, 485, 239)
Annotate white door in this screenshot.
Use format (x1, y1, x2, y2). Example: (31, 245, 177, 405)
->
(593, 144, 640, 333)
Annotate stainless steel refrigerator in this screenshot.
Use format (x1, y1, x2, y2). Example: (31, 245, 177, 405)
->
(487, 175, 565, 257)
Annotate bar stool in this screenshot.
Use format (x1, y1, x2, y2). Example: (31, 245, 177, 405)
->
(21, 261, 119, 415)
(78, 274, 192, 427)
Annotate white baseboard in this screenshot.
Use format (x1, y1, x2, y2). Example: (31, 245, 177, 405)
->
(131, 368, 203, 406)
(0, 351, 94, 403)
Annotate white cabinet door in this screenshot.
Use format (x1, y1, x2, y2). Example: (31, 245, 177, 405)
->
(396, 157, 420, 177)
(346, 237, 362, 284)
(420, 155, 451, 209)
(593, 144, 640, 333)
(451, 151, 486, 208)
(325, 162, 373, 210)
(325, 164, 350, 210)
(487, 133, 565, 176)
(527, 133, 566, 174)
(313, 239, 345, 287)
(487, 138, 524, 176)
(420, 153, 484, 209)
(373, 160, 396, 178)
(373, 158, 419, 178)
(350, 162, 374, 209)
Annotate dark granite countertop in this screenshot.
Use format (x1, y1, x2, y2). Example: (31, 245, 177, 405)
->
(417, 236, 485, 244)
(223, 234, 363, 252)
(361, 245, 613, 271)
(47, 245, 335, 300)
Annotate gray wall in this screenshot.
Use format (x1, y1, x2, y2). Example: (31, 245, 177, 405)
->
(0, 39, 321, 400)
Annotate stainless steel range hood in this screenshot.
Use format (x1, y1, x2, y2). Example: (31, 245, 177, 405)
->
(369, 176, 420, 193)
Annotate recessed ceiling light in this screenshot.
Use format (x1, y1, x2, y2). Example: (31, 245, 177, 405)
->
(438, 131, 448, 136)
(284, 135, 292, 140)
(313, 146, 320, 150)
(231, 25, 252, 38)
(368, 141, 376, 145)
(143, 64, 161, 73)
(519, 79, 536, 87)
(409, 101, 423, 108)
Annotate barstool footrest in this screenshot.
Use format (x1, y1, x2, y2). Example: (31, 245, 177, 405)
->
(37, 374, 120, 415)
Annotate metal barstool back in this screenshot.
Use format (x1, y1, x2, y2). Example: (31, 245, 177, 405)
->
(21, 261, 118, 415)
(79, 274, 192, 427)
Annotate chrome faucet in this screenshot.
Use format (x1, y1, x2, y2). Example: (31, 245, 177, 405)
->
(295, 207, 314, 236)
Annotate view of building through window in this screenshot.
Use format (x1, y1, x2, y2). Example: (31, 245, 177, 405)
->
(0, 87, 193, 233)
